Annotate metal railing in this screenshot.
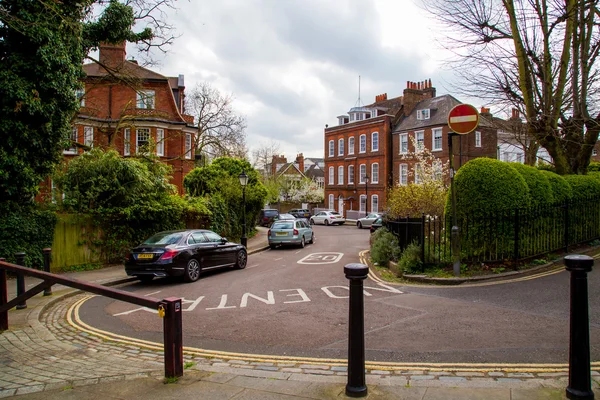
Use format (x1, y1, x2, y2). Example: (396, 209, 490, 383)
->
(0, 249, 183, 378)
(385, 196, 600, 266)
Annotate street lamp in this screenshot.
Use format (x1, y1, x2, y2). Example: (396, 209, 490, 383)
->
(364, 174, 370, 216)
(238, 170, 248, 248)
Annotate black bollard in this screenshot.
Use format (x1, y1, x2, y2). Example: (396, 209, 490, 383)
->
(344, 263, 368, 398)
(565, 254, 594, 400)
(42, 248, 52, 296)
(15, 252, 26, 310)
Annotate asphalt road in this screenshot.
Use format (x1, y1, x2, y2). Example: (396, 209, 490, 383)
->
(77, 223, 600, 364)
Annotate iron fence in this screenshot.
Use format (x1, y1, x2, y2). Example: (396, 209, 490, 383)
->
(384, 197, 600, 266)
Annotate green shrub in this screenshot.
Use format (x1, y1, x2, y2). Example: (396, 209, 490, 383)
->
(588, 162, 600, 172)
(445, 159, 530, 259)
(447, 158, 531, 218)
(370, 228, 401, 267)
(563, 174, 600, 200)
(0, 202, 57, 268)
(539, 170, 572, 204)
(510, 163, 554, 208)
(395, 241, 423, 275)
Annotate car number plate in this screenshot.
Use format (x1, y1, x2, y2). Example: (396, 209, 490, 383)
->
(137, 253, 153, 259)
(276, 232, 288, 236)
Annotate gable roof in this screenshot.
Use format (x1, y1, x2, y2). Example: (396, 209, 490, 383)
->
(393, 94, 495, 132)
(305, 164, 324, 179)
(82, 60, 168, 81)
(276, 163, 307, 179)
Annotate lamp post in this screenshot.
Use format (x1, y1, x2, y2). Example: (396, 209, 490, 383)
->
(364, 174, 370, 216)
(238, 170, 248, 248)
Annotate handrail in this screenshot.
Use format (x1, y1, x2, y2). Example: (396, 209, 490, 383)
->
(0, 253, 183, 378)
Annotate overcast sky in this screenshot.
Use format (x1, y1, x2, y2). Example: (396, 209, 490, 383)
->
(134, 0, 466, 161)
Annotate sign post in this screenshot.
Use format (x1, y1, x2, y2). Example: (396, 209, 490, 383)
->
(447, 104, 480, 276)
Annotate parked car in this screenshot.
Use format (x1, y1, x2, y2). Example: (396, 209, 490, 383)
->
(268, 219, 314, 249)
(259, 209, 279, 227)
(288, 208, 311, 219)
(124, 229, 247, 283)
(357, 213, 383, 229)
(370, 217, 383, 233)
(272, 213, 296, 222)
(310, 211, 346, 226)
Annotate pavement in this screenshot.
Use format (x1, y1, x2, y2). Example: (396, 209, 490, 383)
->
(1, 226, 599, 399)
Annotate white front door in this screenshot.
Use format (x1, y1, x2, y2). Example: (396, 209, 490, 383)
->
(338, 196, 344, 217)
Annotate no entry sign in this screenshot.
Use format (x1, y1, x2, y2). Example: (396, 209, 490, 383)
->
(448, 104, 479, 134)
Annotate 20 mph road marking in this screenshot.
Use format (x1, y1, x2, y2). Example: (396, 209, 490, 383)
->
(298, 252, 343, 264)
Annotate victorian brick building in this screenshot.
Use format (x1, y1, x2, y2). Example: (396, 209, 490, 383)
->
(324, 80, 499, 217)
(43, 41, 196, 198)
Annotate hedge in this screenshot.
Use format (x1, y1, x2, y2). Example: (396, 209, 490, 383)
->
(539, 170, 572, 204)
(510, 163, 554, 208)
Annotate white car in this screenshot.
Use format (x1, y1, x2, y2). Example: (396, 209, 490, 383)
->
(310, 211, 346, 226)
(356, 213, 383, 229)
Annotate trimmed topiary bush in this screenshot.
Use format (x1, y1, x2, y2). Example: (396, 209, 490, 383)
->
(539, 170, 572, 204)
(445, 158, 531, 260)
(510, 163, 554, 208)
(447, 158, 531, 218)
(588, 162, 600, 172)
(563, 174, 600, 200)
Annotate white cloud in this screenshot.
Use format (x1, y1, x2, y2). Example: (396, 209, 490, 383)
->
(135, 0, 458, 161)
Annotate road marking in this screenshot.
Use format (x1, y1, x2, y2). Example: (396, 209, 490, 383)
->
(70, 295, 600, 372)
(298, 252, 343, 264)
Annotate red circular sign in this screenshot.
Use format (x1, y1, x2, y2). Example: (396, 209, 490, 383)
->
(448, 104, 480, 134)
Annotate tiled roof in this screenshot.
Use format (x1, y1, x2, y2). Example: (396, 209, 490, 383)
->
(365, 95, 404, 115)
(305, 164, 324, 178)
(393, 95, 495, 132)
(82, 60, 168, 81)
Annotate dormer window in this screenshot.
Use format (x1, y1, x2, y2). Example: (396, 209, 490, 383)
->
(136, 90, 155, 109)
(416, 109, 430, 120)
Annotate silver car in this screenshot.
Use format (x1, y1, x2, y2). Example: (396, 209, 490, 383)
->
(357, 213, 383, 229)
(310, 211, 346, 226)
(268, 219, 314, 248)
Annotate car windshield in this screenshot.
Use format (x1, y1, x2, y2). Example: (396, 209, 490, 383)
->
(330, 212, 341, 216)
(272, 222, 294, 229)
(263, 210, 278, 216)
(142, 232, 183, 245)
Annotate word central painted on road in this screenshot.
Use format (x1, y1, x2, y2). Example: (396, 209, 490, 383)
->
(113, 283, 403, 316)
(297, 252, 343, 264)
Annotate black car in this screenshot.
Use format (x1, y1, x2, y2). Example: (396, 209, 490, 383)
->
(370, 217, 383, 233)
(288, 208, 311, 219)
(259, 209, 279, 227)
(124, 229, 247, 283)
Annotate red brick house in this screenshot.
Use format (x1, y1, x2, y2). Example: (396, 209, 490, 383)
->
(323, 81, 433, 217)
(43, 42, 196, 198)
(324, 80, 500, 218)
(392, 90, 498, 187)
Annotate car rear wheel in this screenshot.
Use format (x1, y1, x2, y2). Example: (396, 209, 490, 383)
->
(299, 236, 305, 248)
(235, 249, 247, 269)
(183, 259, 201, 282)
(138, 275, 154, 283)
(324, 219, 329, 226)
(269, 244, 277, 250)
(357, 221, 362, 229)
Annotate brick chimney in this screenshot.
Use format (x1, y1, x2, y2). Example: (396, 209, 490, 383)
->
(510, 108, 520, 120)
(480, 107, 492, 118)
(99, 41, 127, 68)
(295, 153, 305, 172)
(271, 154, 287, 176)
(403, 79, 436, 117)
(375, 93, 388, 103)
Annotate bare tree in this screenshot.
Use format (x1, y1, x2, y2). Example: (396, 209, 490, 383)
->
(251, 140, 281, 178)
(186, 82, 247, 162)
(423, 0, 600, 174)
